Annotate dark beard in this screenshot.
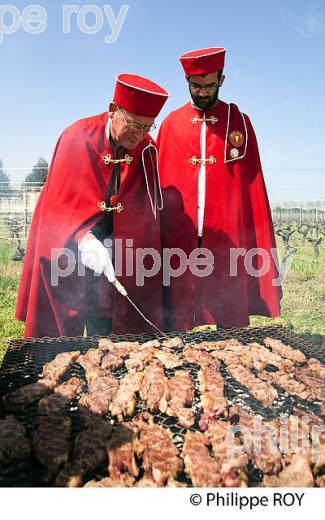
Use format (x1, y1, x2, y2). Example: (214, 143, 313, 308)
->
(190, 87, 220, 110)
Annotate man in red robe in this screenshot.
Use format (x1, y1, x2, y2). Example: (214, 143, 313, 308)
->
(157, 47, 282, 331)
(16, 74, 169, 337)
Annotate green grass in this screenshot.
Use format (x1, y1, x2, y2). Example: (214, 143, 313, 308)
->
(0, 241, 24, 363)
(249, 237, 325, 348)
(0, 237, 324, 364)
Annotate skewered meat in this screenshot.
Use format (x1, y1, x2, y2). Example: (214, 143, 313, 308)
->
(0, 415, 31, 464)
(139, 361, 169, 413)
(109, 372, 144, 420)
(166, 370, 195, 427)
(41, 351, 81, 380)
(264, 337, 306, 364)
(227, 365, 278, 407)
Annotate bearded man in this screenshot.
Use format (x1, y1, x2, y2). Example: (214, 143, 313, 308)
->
(157, 47, 281, 331)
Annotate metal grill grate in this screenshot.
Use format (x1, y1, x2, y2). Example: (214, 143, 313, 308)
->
(0, 325, 324, 487)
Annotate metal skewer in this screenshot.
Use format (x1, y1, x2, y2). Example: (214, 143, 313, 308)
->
(125, 295, 168, 338)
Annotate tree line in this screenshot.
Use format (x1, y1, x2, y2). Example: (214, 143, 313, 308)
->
(0, 157, 49, 191)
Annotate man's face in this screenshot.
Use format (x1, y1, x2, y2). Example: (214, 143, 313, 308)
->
(188, 71, 224, 110)
(108, 104, 155, 150)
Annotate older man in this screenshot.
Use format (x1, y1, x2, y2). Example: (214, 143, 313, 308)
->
(157, 47, 281, 331)
(16, 74, 169, 337)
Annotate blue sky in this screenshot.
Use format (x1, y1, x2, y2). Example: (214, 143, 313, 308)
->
(0, 0, 324, 203)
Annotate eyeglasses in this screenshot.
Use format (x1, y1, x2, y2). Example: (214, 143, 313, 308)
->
(188, 80, 220, 93)
(118, 107, 156, 133)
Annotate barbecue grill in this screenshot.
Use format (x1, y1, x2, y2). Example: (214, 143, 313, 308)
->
(0, 324, 324, 487)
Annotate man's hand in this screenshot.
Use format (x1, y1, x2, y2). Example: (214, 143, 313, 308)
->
(78, 235, 115, 282)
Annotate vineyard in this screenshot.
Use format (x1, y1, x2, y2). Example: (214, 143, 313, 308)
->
(0, 201, 324, 363)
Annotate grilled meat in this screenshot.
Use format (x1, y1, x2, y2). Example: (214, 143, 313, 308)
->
(237, 411, 283, 475)
(161, 337, 183, 349)
(183, 345, 217, 368)
(38, 377, 84, 416)
(100, 340, 140, 358)
(83, 474, 134, 487)
(227, 364, 278, 407)
(101, 352, 124, 370)
(3, 378, 56, 410)
(125, 346, 157, 371)
(264, 337, 306, 364)
(260, 370, 314, 401)
(107, 424, 139, 481)
(166, 370, 195, 427)
(139, 361, 169, 413)
(182, 430, 222, 487)
(54, 377, 84, 400)
(262, 454, 314, 487)
(203, 418, 248, 487)
(33, 415, 71, 477)
(155, 349, 183, 368)
(77, 348, 103, 371)
(199, 363, 227, 420)
(247, 342, 293, 372)
(0, 415, 31, 464)
(41, 351, 80, 380)
(79, 368, 119, 415)
(130, 413, 183, 486)
(109, 372, 144, 420)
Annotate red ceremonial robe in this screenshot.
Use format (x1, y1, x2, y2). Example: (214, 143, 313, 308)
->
(16, 112, 163, 337)
(157, 100, 282, 331)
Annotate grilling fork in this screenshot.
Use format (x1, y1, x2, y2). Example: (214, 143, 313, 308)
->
(112, 279, 168, 338)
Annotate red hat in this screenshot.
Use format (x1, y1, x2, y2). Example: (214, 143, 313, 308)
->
(179, 47, 226, 77)
(113, 73, 169, 118)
